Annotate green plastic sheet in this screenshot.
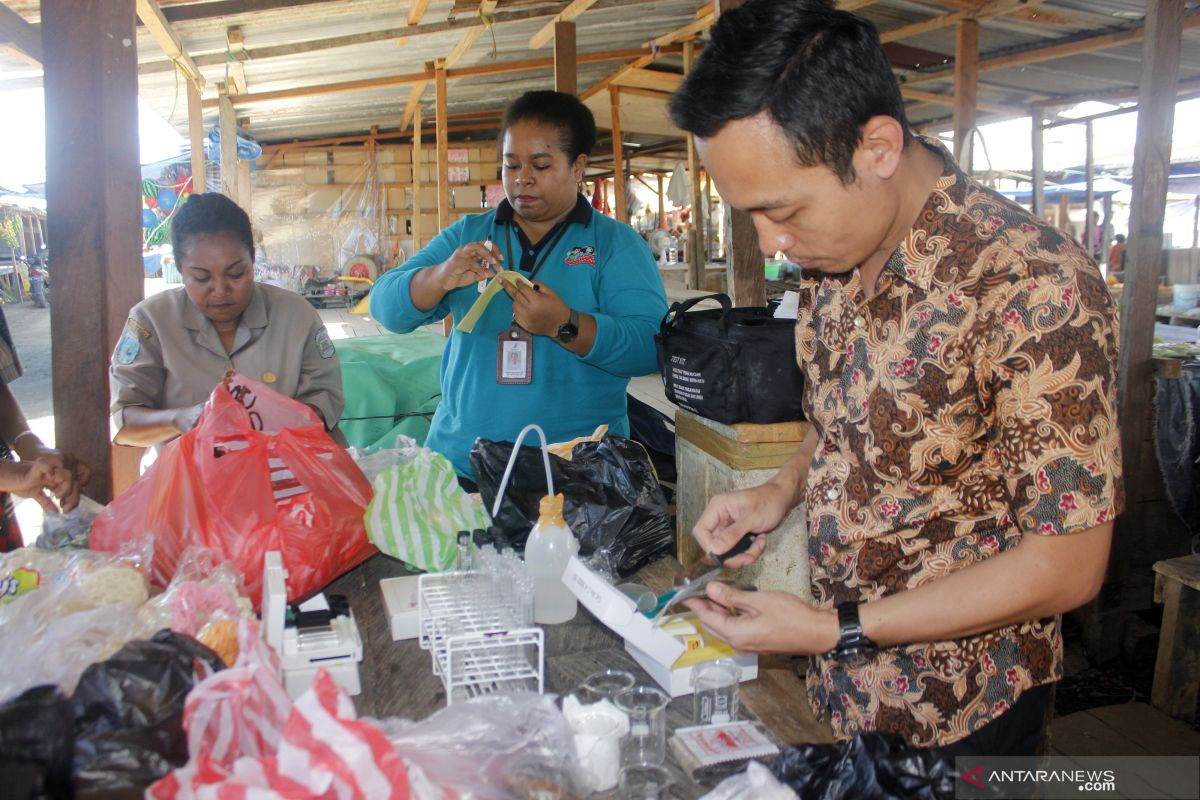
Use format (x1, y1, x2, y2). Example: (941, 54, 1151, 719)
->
(337, 331, 446, 451)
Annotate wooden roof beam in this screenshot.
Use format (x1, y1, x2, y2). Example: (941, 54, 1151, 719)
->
(879, 0, 1045, 45)
(226, 26, 246, 95)
(135, 0, 205, 90)
(530, 0, 599, 50)
(444, 1, 497, 67)
(409, 0, 430, 27)
(905, 9, 1200, 85)
(205, 45, 681, 109)
(139, 0, 665, 77)
(0, 2, 40, 64)
(901, 86, 1024, 116)
(580, 13, 712, 101)
(400, 80, 429, 132)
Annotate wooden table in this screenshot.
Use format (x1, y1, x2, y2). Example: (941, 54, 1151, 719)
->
(325, 554, 832, 797)
(1152, 555, 1200, 723)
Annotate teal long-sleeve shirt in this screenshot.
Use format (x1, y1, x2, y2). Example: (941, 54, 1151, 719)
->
(370, 200, 668, 479)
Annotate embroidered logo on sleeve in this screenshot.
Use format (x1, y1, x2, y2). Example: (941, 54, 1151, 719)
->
(315, 328, 336, 359)
(116, 331, 141, 364)
(126, 317, 152, 339)
(564, 245, 596, 266)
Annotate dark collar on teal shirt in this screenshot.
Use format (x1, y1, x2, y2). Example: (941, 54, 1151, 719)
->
(493, 192, 593, 227)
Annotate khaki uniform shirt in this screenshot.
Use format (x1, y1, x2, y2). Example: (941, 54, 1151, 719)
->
(110, 283, 343, 433)
(798, 138, 1123, 747)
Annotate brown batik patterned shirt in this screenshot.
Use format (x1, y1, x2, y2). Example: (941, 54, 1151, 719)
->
(798, 138, 1124, 747)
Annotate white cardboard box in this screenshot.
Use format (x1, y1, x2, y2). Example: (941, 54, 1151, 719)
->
(563, 557, 757, 697)
(380, 574, 422, 641)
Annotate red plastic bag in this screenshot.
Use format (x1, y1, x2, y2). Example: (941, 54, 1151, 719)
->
(92, 375, 376, 608)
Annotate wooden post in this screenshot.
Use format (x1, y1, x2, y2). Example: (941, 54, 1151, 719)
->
(1103, 192, 1115, 266)
(435, 60, 451, 336)
(953, 19, 979, 166)
(42, 0, 143, 503)
(1107, 0, 1187, 661)
(683, 39, 706, 291)
(187, 78, 206, 193)
(1058, 192, 1071, 238)
(413, 104, 423, 250)
(1031, 110, 1045, 218)
(657, 173, 666, 231)
(218, 93, 239, 204)
(1084, 119, 1095, 255)
(553, 21, 576, 95)
(435, 60, 450, 232)
(610, 86, 626, 223)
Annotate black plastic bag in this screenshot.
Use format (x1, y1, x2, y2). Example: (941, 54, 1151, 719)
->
(70, 630, 225, 798)
(0, 685, 75, 800)
(470, 436, 674, 577)
(770, 733, 991, 800)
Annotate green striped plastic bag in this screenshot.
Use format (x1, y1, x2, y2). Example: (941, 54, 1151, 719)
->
(363, 448, 492, 571)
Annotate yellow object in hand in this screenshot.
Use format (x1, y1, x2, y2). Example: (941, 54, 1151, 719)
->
(456, 271, 534, 334)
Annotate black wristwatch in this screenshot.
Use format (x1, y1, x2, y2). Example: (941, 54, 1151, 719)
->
(830, 601, 877, 662)
(555, 308, 579, 343)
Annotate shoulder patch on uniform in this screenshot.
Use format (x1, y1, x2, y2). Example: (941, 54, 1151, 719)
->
(125, 317, 152, 339)
(564, 245, 596, 267)
(314, 328, 336, 359)
(116, 331, 141, 364)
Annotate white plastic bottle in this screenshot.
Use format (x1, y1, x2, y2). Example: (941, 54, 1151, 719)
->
(524, 493, 580, 624)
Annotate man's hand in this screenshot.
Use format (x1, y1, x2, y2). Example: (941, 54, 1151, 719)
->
(433, 240, 503, 292)
(692, 480, 795, 568)
(684, 584, 839, 655)
(505, 279, 569, 338)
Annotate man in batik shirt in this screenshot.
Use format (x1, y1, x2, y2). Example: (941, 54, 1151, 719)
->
(669, 0, 1122, 758)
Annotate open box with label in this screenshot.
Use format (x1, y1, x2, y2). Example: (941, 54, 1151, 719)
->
(563, 556, 757, 697)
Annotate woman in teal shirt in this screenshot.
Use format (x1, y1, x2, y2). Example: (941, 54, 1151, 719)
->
(371, 91, 668, 480)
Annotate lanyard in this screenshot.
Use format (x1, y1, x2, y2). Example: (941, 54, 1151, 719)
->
(502, 217, 572, 283)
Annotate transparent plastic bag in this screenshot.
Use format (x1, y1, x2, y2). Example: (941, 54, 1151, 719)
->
(376, 692, 584, 799)
(36, 494, 105, 550)
(136, 547, 254, 638)
(0, 545, 155, 703)
(702, 761, 798, 800)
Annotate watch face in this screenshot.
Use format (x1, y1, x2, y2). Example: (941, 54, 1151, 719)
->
(556, 322, 578, 342)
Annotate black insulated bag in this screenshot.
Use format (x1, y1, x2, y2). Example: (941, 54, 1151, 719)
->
(655, 293, 805, 425)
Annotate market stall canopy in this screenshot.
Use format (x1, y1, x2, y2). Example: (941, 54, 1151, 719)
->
(3, 1, 1200, 150)
(1003, 175, 1132, 204)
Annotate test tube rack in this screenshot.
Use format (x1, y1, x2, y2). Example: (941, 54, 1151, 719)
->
(417, 571, 544, 705)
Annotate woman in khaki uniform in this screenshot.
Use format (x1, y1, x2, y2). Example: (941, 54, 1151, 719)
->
(110, 193, 344, 447)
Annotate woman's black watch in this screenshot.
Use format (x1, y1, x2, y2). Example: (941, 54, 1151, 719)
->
(830, 601, 876, 661)
(555, 308, 579, 343)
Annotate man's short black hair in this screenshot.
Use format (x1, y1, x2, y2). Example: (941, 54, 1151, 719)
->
(171, 192, 254, 259)
(500, 90, 597, 161)
(669, 0, 910, 184)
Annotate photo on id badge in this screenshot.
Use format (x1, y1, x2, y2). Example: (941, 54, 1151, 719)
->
(498, 324, 532, 384)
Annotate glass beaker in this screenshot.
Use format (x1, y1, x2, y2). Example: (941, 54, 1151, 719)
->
(691, 659, 741, 725)
(579, 668, 637, 705)
(618, 764, 673, 799)
(615, 685, 670, 767)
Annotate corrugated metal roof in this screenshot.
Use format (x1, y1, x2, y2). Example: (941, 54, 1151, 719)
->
(2, 0, 1199, 153)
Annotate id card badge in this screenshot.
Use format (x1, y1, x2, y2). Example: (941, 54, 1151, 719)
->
(497, 324, 533, 384)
